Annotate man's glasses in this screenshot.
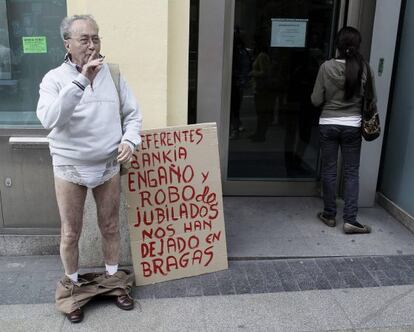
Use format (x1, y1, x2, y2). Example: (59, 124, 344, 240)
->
(67, 36, 101, 46)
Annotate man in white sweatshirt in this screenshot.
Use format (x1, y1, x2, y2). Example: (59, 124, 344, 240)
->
(36, 15, 141, 323)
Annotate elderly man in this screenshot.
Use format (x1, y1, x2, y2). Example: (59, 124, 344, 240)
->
(36, 15, 141, 323)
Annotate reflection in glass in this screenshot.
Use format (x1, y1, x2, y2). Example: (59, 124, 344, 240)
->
(0, 0, 66, 127)
(0, 1, 12, 80)
(227, 0, 337, 180)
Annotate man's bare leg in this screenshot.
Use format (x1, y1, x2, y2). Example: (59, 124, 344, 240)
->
(92, 173, 121, 266)
(93, 173, 134, 310)
(54, 177, 87, 275)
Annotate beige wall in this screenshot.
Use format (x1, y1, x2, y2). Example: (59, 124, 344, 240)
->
(67, 0, 189, 129)
(168, 0, 190, 126)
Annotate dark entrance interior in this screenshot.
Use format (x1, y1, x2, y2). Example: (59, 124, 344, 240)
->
(228, 0, 340, 181)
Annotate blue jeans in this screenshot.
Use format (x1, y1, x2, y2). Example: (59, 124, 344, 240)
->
(319, 125, 362, 223)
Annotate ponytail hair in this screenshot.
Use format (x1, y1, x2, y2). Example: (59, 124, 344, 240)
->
(335, 27, 364, 100)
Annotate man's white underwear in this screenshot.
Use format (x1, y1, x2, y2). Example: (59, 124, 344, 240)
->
(53, 156, 120, 188)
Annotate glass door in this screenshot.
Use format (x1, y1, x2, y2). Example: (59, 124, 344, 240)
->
(224, 0, 341, 195)
(0, 0, 66, 232)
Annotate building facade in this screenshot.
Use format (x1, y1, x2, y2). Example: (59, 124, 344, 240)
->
(0, 0, 413, 252)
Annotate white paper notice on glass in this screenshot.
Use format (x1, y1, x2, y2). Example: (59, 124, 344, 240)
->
(271, 18, 308, 48)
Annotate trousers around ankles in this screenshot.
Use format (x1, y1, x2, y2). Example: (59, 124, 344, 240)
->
(319, 125, 362, 223)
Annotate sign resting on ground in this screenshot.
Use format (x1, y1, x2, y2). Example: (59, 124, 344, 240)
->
(123, 123, 228, 285)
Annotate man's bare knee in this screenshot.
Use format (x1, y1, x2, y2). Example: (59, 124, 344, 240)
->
(61, 230, 81, 247)
(100, 220, 119, 238)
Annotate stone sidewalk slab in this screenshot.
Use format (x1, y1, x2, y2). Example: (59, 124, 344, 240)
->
(1, 286, 414, 331)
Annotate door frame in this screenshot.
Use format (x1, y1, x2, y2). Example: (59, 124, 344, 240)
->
(358, 0, 402, 206)
(196, 0, 364, 196)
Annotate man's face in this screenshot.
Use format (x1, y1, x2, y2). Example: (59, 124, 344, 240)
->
(64, 19, 101, 67)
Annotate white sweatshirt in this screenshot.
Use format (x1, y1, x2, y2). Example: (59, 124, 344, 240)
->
(36, 61, 142, 166)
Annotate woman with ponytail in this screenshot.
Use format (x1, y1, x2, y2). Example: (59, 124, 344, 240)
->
(311, 26, 376, 234)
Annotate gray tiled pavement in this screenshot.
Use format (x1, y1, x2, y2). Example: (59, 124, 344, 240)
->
(2, 197, 414, 331)
(225, 197, 414, 258)
(1, 254, 414, 305)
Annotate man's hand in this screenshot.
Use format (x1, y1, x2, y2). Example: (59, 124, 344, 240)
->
(81, 51, 103, 83)
(117, 142, 133, 163)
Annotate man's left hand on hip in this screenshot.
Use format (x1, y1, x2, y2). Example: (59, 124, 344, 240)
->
(117, 142, 133, 163)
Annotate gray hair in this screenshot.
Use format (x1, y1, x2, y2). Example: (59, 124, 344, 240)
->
(60, 15, 99, 41)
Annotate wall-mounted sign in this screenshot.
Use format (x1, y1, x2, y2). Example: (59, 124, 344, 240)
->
(22, 36, 47, 53)
(123, 123, 228, 286)
(271, 18, 308, 48)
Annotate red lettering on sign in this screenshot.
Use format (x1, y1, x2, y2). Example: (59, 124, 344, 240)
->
(192, 250, 202, 265)
(188, 235, 200, 249)
(139, 191, 152, 208)
(128, 173, 136, 192)
(130, 154, 139, 169)
(166, 237, 187, 254)
(182, 185, 195, 201)
(142, 224, 175, 241)
(179, 252, 190, 267)
(141, 241, 156, 258)
(204, 246, 214, 266)
(209, 203, 219, 220)
(135, 202, 220, 227)
(206, 231, 221, 244)
(153, 258, 166, 276)
(173, 131, 181, 144)
(196, 186, 216, 204)
(166, 256, 179, 271)
(168, 186, 180, 203)
(154, 189, 166, 205)
(201, 172, 209, 184)
(141, 129, 204, 150)
(140, 246, 214, 277)
(195, 128, 203, 144)
(141, 262, 152, 277)
(129, 163, 194, 191)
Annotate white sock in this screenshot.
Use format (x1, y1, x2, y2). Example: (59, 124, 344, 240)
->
(106, 264, 118, 275)
(66, 271, 78, 283)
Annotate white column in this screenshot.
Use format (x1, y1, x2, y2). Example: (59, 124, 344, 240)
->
(359, 0, 402, 206)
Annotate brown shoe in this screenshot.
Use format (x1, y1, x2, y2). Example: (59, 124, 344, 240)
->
(66, 308, 83, 323)
(343, 222, 371, 234)
(115, 294, 134, 310)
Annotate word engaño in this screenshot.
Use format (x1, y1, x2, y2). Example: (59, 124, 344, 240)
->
(128, 164, 194, 192)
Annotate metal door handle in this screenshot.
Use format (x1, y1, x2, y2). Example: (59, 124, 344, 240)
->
(378, 58, 384, 76)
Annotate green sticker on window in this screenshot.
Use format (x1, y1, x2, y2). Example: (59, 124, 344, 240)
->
(22, 36, 47, 53)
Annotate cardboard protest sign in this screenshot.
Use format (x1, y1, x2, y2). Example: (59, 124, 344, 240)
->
(123, 123, 228, 285)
